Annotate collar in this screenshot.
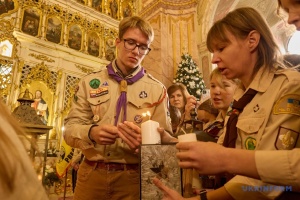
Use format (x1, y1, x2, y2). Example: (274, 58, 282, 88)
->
(216, 111, 225, 122)
(111, 59, 142, 79)
(234, 66, 275, 101)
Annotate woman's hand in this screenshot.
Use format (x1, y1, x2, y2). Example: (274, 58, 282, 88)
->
(153, 177, 187, 200)
(158, 127, 178, 143)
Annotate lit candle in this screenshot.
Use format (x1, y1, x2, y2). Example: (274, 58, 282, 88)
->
(141, 111, 161, 144)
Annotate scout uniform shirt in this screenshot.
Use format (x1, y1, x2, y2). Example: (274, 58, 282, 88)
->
(218, 67, 300, 199)
(64, 60, 172, 164)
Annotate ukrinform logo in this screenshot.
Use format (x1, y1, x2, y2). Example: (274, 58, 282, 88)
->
(241, 185, 293, 192)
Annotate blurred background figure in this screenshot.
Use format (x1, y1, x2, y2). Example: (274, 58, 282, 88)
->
(167, 83, 189, 115)
(0, 101, 48, 200)
(167, 83, 190, 134)
(197, 98, 219, 129)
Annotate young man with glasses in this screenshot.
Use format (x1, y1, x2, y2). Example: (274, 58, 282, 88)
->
(64, 16, 176, 200)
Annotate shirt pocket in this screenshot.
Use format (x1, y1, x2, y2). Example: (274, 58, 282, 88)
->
(236, 114, 265, 135)
(237, 114, 265, 150)
(87, 94, 110, 105)
(87, 94, 110, 120)
(128, 95, 154, 109)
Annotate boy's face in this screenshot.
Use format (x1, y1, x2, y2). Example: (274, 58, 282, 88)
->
(115, 27, 150, 75)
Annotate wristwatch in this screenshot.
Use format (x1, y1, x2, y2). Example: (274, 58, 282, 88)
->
(199, 189, 207, 200)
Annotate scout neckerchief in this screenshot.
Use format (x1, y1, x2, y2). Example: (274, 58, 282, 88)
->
(223, 88, 258, 148)
(107, 63, 145, 125)
(215, 88, 258, 189)
(204, 121, 224, 138)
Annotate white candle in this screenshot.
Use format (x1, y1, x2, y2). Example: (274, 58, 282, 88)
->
(178, 133, 197, 142)
(178, 133, 197, 197)
(141, 120, 161, 144)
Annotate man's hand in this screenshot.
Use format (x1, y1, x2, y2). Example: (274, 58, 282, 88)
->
(117, 121, 142, 152)
(89, 124, 119, 145)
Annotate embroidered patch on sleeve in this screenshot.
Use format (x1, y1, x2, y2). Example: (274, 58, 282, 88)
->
(273, 94, 300, 116)
(275, 126, 299, 150)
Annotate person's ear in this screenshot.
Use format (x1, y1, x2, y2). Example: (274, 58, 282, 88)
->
(248, 30, 260, 52)
(115, 38, 121, 46)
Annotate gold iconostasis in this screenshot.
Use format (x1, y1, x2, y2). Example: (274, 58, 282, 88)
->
(0, 0, 136, 148)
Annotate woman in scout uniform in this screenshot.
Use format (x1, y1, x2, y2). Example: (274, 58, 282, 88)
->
(64, 16, 176, 200)
(154, 7, 300, 200)
(204, 7, 300, 199)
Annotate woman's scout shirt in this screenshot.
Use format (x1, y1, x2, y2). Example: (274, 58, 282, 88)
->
(218, 67, 300, 199)
(64, 60, 172, 164)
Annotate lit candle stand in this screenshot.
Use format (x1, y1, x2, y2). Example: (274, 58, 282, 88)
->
(141, 111, 161, 144)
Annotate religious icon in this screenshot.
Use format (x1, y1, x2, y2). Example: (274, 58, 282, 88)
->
(110, 0, 118, 19)
(31, 89, 49, 124)
(0, 0, 15, 15)
(68, 25, 82, 50)
(46, 16, 62, 44)
(87, 32, 100, 57)
(21, 8, 40, 37)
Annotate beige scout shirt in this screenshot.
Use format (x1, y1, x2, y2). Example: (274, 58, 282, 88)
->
(221, 67, 300, 199)
(64, 60, 172, 164)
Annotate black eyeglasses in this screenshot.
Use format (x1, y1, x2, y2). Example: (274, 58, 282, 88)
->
(122, 39, 151, 55)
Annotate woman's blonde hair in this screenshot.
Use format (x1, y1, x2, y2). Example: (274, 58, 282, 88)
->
(207, 7, 282, 78)
(0, 102, 27, 192)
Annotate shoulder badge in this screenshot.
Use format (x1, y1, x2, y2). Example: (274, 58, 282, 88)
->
(273, 94, 300, 116)
(275, 126, 299, 150)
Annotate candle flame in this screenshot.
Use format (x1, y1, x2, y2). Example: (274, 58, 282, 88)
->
(142, 111, 151, 120)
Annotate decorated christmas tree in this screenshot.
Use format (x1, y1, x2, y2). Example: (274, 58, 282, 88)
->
(174, 53, 206, 100)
